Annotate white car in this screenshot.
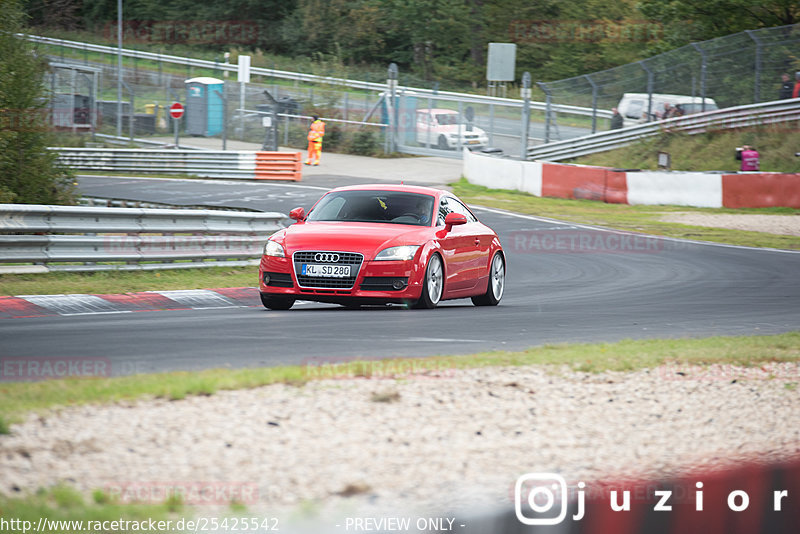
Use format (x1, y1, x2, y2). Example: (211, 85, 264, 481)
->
(416, 108, 488, 150)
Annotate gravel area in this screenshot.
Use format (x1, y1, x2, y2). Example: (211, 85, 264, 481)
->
(660, 212, 800, 236)
(1, 363, 799, 518)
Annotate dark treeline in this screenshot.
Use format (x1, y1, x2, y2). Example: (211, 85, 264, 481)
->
(22, 0, 799, 85)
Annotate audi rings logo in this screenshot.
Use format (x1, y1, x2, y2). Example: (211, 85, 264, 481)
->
(314, 253, 340, 263)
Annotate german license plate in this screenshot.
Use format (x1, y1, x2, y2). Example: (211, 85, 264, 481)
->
(302, 264, 350, 277)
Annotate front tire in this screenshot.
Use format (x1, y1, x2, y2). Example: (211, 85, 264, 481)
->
(472, 252, 504, 306)
(413, 254, 444, 309)
(260, 293, 295, 310)
(437, 135, 450, 151)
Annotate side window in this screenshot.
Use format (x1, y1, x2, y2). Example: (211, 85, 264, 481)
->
(448, 197, 478, 223)
(437, 196, 477, 225)
(436, 197, 452, 226)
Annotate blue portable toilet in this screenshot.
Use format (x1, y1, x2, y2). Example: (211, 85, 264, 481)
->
(185, 77, 224, 136)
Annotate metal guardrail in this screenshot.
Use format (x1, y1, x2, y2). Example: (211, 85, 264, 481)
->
(0, 204, 284, 272)
(26, 34, 610, 119)
(93, 132, 203, 149)
(51, 148, 302, 180)
(528, 99, 800, 161)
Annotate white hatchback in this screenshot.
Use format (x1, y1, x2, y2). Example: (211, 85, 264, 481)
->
(415, 108, 489, 150)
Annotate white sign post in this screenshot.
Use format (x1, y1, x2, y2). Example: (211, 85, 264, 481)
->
(238, 55, 251, 139)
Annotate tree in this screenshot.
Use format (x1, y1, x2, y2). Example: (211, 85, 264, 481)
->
(638, 0, 800, 50)
(0, 0, 75, 204)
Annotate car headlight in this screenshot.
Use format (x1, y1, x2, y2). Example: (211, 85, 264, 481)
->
(263, 240, 285, 257)
(375, 245, 419, 261)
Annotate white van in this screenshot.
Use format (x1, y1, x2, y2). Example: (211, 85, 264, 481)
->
(617, 93, 719, 127)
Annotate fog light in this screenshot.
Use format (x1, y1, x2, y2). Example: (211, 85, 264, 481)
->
(392, 279, 406, 290)
(263, 273, 271, 285)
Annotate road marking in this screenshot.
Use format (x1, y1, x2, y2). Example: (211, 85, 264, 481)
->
(153, 289, 238, 308)
(18, 294, 128, 316)
(406, 337, 485, 343)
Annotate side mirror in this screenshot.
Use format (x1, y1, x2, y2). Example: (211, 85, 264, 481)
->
(289, 207, 305, 221)
(444, 212, 467, 231)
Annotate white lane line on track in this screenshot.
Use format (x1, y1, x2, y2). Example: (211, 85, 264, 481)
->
(59, 311, 133, 316)
(471, 205, 800, 255)
(406, 337, 485, 343)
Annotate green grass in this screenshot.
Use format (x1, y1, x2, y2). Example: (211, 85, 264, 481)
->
(1, 333, 798, 428)
(576, 128, 800, 173)
(452, 179, 800, 250)
(0, 266, 256, 296)
(0, 485, 178, 533)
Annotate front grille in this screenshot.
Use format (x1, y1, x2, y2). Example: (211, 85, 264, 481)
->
(293, 251, 363, 264)
(293, 250, 363, 290)
(361, 277, 408, 291)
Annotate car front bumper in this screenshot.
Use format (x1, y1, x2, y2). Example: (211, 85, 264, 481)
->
(259, 255, 426, 304)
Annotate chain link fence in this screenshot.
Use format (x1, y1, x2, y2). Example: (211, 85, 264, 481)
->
(539, 23, 800, 136)
(40, 44, 391, 156)
(34, 23, 800, 159)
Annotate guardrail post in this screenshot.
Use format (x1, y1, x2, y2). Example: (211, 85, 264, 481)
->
(214, 87, 227, 151)
(116, 0, 123, 139)
(691, 43, 708, 112)
(745, 30, 762, 103)
(536, 81, 552, 145)
(520, 72, 531, 160)
(638, 60, 654, 121)
(585, 74, 598, 134)
(121, 80, 134, 144)
(387, 63, 399, 153)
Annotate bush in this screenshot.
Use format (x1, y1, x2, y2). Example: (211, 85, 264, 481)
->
(348, 130, 380, 156)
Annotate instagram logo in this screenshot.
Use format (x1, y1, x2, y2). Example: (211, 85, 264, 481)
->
(515, 473, 569, 525)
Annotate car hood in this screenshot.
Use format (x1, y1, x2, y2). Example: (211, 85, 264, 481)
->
(436, 125, 487, 136)
(279, 221, 430, 258)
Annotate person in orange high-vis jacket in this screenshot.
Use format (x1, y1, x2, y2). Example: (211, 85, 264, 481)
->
(305, 115, 325, 165)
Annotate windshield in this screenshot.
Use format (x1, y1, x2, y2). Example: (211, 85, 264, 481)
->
(436, 113, 459, 125)
(306, 191, 435, 226)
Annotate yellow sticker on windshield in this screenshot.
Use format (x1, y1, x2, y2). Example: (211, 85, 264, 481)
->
(378, 199, 387, 210)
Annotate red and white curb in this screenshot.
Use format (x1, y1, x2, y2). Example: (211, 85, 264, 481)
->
(0, 288, 261, 319)
(464, 149, 800, 209)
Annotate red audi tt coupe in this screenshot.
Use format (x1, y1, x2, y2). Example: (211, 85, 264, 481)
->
(258, 184, 505, 310)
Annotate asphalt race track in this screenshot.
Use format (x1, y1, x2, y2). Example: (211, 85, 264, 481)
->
(1, 175, 799, 376)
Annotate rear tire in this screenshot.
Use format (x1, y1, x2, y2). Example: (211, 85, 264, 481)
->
(260, 293, 295, 310)
(472, 252, 504, 306)
(413, 254, 444, 309)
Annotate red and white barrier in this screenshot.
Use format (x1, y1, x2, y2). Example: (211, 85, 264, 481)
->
(463, 150, 800, 209)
